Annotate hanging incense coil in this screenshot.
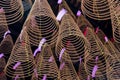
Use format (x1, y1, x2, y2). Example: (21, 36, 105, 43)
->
(36, 43, 60, 80)
(77, 15, 94, 32)
(59, 0, 76, 21)
(84, 27, 105, 56)
(84, 46, 113, 80)
(56, 13, 90, 63)
(81, 0, 111, 20)
(0, 0, 24, 25)
(60, 52, 80, 80)
(108, 0, 120, 43)
(0, 8, 8, 38)
(0, 57, 7, 80)
(0, 34, 14, 55)
(4, 31, 35, 78)
(22, 0, 33, 11)
(84, 27, 113, 79)
(25, 0, 59, 47)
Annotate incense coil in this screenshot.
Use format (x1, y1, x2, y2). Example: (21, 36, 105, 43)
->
(0, 8, 8, 38)
(25, 0, 59, 47)
(4, 31, 35, 78)
(56, 14, 90, 63)
(81, 0, 111, 20)
(29, 0, 56, 19)
(77, 15, 94, 32)
(84, 27, 112, 79)
(108, 0, 120, 43)
(84, 47, 112, 80)
(0, 57, 7, 80)
(36, 43, 60, 80)
(60, 52, 80, 80)
(0, 0, 24, 25)
(0, 35, 13, 55)
(85, 27, 105, 56)
(59, 0, 76, 21)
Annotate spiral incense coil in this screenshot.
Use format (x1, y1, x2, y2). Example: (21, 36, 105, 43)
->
(108, 0, 120, 43)
(59, 0, 76, 21)
(56, 13, 90, 63)
(77, 15, 94, 32)
(0, 8, 8, 38)
(85, 27, 106, 56)
(0, 0, 24, 25)
(84, 44, 113, 79)
(84, 27, 113, 79)
(0, 57, 7, 80)
(28, 0, 57, 19)
(60, 52, 80, 80)
(22, 0, 33, 11)
(4, 31, 35, 78)
(36, 43, 60, 80)
(0, 34, 13, 55)
(25, 0, 59, 47)
(81, 0, 111, 20)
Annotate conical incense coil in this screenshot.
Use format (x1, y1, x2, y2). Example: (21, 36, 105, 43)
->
(36, 43, 60, 80)
(22, 0, 33, 11)
(25, 0, 59, 47)
(84, 46, 112, 79)
(84, 27, 113, 79)
(0, 57, 7, 80)
(59, 0, 76, 21)
(4, 31, 35, 78)
(0, 34, 13, 55)
(26, 15, 58, 48)
(0, 0, 24, 25)
(108, 0, 120, 43)
(60, 52, 80, 80)
(81, 0, 110, 20)
(56, 13, 90, 63)
(84, 27, 106, 56)
(28, 0, 57, 19)
(77, 15, 94, 32)
(0, 8, 8, 38)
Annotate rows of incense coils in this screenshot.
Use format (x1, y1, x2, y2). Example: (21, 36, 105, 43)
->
(0, 0, 120, 80)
